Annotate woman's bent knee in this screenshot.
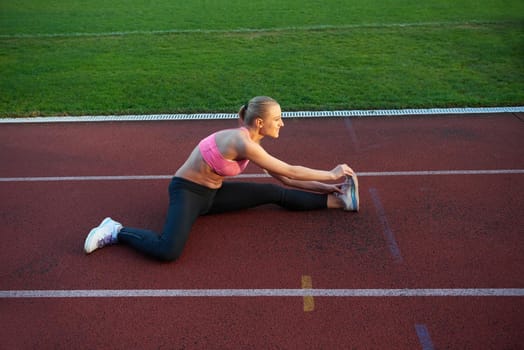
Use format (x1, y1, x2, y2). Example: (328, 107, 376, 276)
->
(155, 246, 183, 262)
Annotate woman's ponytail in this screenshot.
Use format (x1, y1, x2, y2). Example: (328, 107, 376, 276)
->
(238, 103, 248, 125)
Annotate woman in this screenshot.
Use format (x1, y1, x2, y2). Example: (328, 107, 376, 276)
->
(84, 96, 359, 261)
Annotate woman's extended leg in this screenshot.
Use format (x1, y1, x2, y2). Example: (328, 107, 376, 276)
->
(118, 177, 216, 261)
(207, 182, 327, 214)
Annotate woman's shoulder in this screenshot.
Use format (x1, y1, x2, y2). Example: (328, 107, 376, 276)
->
(216, 127, 251, 142)
(212, 127, 254, 155)
(214, 126, 247, 135)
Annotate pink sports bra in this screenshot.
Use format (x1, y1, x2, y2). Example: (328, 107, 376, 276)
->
(198, 128, 250, 176)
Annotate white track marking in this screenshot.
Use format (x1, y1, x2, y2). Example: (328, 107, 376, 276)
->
(1, 288, 523, 298)
(1, 170, 522, 182)
(1, 107, 523, 123)
(358, 169, 524, 176)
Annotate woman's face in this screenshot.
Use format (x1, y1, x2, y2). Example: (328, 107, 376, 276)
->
(259, 103, 284, 138)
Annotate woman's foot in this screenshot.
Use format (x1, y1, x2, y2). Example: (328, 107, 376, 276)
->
(84, 217, 122, 254)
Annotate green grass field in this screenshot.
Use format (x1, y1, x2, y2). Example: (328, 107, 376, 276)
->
(1, 0, 523, 117)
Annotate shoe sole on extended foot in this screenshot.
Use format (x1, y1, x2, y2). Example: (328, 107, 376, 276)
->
(349, 174, 359, 212)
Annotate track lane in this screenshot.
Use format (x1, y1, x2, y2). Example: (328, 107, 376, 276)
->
(1, 113, 523, 349)
(2, 297, 523, 349)
(0, 114, 523, 178)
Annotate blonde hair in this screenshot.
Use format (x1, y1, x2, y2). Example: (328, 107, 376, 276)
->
(238, 96, 278, 126)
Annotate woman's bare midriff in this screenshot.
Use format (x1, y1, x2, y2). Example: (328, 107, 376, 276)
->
(174, 147, 225, 189)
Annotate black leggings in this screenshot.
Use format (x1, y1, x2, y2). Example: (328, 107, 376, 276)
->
(118, 177, 327, 261)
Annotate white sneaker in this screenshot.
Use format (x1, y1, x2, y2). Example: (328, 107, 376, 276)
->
(338, 175, 359, 212)
(84, 217, 122, 254)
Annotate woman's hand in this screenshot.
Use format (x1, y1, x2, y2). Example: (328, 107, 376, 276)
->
(317, 182, 345, 194)
(330, 164, 356, 180)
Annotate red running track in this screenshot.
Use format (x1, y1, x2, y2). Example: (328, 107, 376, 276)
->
(1, 113, 523, 349)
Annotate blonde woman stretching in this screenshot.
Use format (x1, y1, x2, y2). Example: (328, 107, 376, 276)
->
(84, 96, 359, 261)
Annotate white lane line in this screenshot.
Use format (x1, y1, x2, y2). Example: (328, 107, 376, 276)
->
(0, 107, 523, 123)
(2, 288, 523, 298)
(0, 175, 174, 182)
(1, 170, 523, 182)
(358, 169, 524, 176)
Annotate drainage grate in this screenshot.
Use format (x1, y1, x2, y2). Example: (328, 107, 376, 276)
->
(1, 106, 522, 124)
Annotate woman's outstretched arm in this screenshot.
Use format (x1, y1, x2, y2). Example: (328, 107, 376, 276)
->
(242, 139, 355, 182)
(266, 170, 345, 194)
